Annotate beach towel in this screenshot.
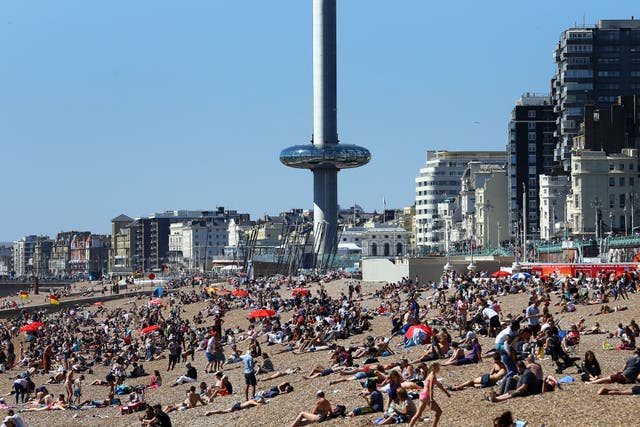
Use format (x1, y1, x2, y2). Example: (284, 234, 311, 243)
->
(602, 342, 615, 350)
(558, 376, 574, 383)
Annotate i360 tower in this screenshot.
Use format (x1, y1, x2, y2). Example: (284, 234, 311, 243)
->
(280, 0, 370, 269)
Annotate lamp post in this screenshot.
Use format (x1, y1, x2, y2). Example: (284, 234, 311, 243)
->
(444, 220, 452, 272)
(624, 194, 629, 236)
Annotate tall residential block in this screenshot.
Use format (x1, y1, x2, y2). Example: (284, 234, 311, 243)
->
(552, 19, 640, 168)
(507, 93, 556, 238)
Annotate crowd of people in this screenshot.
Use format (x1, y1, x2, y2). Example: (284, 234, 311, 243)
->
(0, 266, 640, 426)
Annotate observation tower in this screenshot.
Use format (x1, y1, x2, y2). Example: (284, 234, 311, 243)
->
(280, 0, 370, 267)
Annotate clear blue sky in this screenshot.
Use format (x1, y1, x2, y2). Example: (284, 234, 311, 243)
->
(0, 0, 637, 241)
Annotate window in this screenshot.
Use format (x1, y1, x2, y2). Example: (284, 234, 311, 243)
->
(631, 164, 635, 170)
(609, 177, 615, 186)
(620, 194, 626, 208)
(528, 122, 536, 130)
(597, 70, 620, 77)
(528, 132, 537, 141)
(631, 177, 635, 186)
(610, 194, 615, 208)
(396, 243, 403, 256)
(370, 243, 378, 256)
(619, 177, 625, 186)
(575, 194, 580, 207)
(528, 145, 536, 153)
(619, 163, 625, 171)
(528, 110, 536, 118)
(631, 71, 640, 77)
(609, 164, 614, 171)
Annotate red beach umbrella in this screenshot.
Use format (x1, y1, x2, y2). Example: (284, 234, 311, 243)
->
(149, 299, 164, 306)
(490, 270, 511, 278)
(404, 324, 433, 341)
(232, 290, 249, 297)
(249, 309, 277, 318)
(292, 288, 310, 297)
(93, 301, 105, 306)
(139, 325, 161, 334)
(20, 322, 44, 333)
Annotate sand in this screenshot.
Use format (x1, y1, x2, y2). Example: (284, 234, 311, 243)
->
(2, 278, 640, 427)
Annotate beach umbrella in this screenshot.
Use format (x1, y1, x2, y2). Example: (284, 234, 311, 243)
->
(292, 288, 310, 296)
(217, 289, 230, 294)
(511, 272, 531, 280)
(153, 286, 164, 298)
(490, 271, 511, 278)
(139, 325, 161, 334)
(205, 287, 219, 293)
(404, 324, 433, 341)
(19, 322, 44, 333)
(149, 299, 164, 306)
(232, 290, 249, 297)
(249, 309, 277, 318)
(92, 301, 105, 306)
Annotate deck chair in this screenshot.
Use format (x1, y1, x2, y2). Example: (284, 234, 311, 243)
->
(558, 329, 580, 355)
(546, 334, 580, 374)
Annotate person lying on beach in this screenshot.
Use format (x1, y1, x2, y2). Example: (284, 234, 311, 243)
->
(588, 350, 640, 385)
(260, 367, 301, 381)
(164, 386, 206, 413)
(24, 393, 68, 411)
(328, 365, 387, 385)
(582, 322, 602, 335)
(303, 365, 346, 380)
(449, 354, 506, 391)
(597, 385, 640, 395)
(204, 397, 266, 416)
(254, 382, 294, 399)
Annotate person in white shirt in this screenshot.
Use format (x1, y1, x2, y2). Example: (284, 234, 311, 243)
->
(482, 306, 500, 337)
(204, 334, 217, 374)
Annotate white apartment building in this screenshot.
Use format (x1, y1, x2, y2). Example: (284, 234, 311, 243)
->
(169, 221, 228, 271)
(475, 169, 509, 250)
(565, 149, 639, 235)
(415, 151, 506, 252)
(539, 175, 571, 240)
(12, 235, 37, 277)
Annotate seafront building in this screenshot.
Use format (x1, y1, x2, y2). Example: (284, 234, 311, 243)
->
(415, 150, 506, 253)
(538, 175, 571, 240)
(12, 235, 37, 277)
(168, 220, 228, 272)
(507, 93, 556, 238)
(552, 19, 640, 169)
(565, 148, 639, 235)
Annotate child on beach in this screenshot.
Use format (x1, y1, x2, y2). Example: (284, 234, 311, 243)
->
(409, 363, 450, 427)
(72, 374, 84, 405)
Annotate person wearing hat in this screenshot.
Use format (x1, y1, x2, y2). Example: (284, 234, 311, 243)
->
(289, 390, 332, 427)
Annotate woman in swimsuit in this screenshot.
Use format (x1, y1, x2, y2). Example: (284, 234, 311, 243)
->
(409, 363, 450, 427)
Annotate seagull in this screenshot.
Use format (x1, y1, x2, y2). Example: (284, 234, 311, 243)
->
(473, 121, 480, 125)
